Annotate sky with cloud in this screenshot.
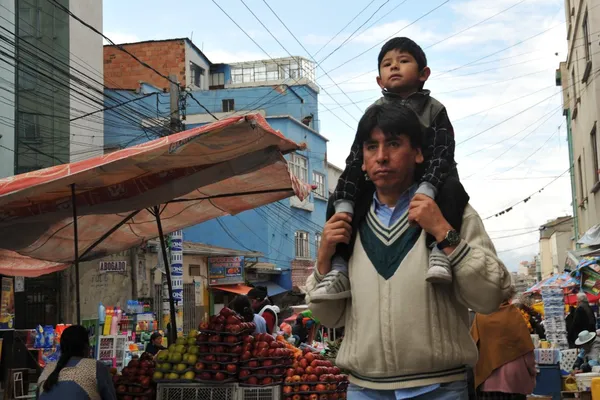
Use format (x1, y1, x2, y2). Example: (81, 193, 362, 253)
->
(104, 0, 576, 271)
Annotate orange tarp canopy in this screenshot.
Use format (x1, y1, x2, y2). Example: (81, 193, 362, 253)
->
(0, 114, 312, 277)
(211, 284, 253, 295)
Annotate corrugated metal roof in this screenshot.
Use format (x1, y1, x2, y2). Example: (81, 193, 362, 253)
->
(148, 241, 262, 258)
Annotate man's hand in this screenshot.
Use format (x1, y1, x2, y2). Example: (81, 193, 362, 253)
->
(408, 194, 453, 244)
(317, 213, 352, 275)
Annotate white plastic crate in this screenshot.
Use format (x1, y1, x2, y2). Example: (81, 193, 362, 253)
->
(157, 382, 237, 400)
(237, 385, 281, 400)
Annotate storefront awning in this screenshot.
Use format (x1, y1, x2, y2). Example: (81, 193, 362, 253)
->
(211, 284, 253, 295)
(254, 281, 288, 296)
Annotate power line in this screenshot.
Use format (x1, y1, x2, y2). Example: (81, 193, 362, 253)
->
(47, 0, 213, 116)
(312, 0, 378, 57)
(210, 0, 357, 131)
(497, 242, 539, 254)
(317, 0, 392, 65)
(325, 1, 450, 75)
(483, 168, 571, 220)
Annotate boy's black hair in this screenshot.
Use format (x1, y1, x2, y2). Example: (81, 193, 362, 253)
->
(377, 37, 427, 73)
(356, 102, 424, 150)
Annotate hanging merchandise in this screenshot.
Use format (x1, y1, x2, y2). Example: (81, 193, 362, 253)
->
(541, 287, 569, 349)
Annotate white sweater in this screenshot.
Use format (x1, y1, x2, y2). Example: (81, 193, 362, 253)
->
(306, 204, 511, 390)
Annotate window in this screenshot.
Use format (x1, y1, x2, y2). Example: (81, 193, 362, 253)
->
(222, 99, 234, 112)
(18, 69, 36, 91)
(210, 72, 225, 87)
(295, 231, 309, 258)
(190, 63, 205, 87)
(289, 154, 308, 182)
(315, 233, 322, 253)
(189, 264, 202, 277)
(578, 156, 585, 203)
(572, 68, 577, 102)
(18, 8, 34, 37)
(18, 112, 40, 142)
(583, 12, 591, 62)
(592, 126, 599, 184)
(313, 172, 326, 198)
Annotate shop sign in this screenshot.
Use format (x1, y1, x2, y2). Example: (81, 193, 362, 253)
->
(0, 277, 14, 330)
(99, 260, 127, 274)
(208, 256, 244, 285)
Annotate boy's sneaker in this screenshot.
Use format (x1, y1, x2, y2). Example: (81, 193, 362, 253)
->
(310, 270, 351, 303)
(426, 246, 453, 284)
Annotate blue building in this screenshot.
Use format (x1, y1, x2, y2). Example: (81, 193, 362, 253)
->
(103, 39, 328, 294)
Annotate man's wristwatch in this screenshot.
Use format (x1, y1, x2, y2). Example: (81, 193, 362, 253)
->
(437, 229, 461, 250)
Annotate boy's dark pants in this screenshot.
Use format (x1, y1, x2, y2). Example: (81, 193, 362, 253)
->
(326, 176, 470, 262)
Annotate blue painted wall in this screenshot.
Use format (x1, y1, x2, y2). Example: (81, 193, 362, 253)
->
(186, 85, 319, 132)
(104, 81, 327, 290)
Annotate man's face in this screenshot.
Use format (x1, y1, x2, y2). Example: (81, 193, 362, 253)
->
(153, 336, 162, 345)
(362, 127, 423, 193)
(377, 49, 429, 93)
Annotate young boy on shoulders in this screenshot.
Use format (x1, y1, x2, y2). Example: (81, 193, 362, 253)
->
(311, 37, 469, 302)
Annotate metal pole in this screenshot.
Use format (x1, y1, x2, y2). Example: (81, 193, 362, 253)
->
(71, 184, 81, 325)
(153, 205, 178, 344)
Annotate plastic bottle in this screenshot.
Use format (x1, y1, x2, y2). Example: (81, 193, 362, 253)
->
(98, 302, 106, 324)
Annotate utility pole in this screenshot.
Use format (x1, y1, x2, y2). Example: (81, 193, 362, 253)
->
(169, 74, 181, 133)
(162, 74, 184, 341)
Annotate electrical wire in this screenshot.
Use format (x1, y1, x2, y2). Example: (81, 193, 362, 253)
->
(483, 168, 571, 220)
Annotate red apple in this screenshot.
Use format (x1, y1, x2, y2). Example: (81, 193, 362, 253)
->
(195, 362, 205, 370)
(226, 364, 237, 373)
(239, 369, 251, 378)
(241, 351, 252, 361)
(262, 377, 273, 385)
(247, 376, 258, 385)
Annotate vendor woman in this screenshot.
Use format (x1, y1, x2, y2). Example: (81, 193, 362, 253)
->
(574, 330, 600, 370)
(145, 332, 167, 356)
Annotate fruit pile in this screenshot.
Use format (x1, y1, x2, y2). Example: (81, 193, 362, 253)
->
(153, 331, 200, 382)
(282, 349, 348, 400)
(237, 333, 295, 386)
(194, 307, 256, 383)
(114, 353, 156, 400)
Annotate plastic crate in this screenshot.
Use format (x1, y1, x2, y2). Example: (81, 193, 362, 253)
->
(156, 382, 237, 400)
(236, 385, 281, 400)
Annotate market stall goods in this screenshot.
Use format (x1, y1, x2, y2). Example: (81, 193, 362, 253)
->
(282, 347, 348, 400)
(113, 352, 156, 400)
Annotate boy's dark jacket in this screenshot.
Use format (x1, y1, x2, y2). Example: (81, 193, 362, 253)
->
(332, 89, 456, 205)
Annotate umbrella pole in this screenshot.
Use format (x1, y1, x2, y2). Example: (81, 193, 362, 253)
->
(153, 205, 178, 345)
(71, 184, 81, 325)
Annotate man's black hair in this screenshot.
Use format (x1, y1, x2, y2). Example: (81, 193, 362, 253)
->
(377, 37, 427, 73)
(356, 102, 423, 150)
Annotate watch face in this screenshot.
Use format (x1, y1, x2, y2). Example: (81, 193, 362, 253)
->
(447, 230, 461, 245)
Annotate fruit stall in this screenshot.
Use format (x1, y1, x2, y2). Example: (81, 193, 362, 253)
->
(111, 306, 349, 399)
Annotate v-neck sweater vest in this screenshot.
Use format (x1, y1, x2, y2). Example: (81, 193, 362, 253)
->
(307, 204, 512, 391)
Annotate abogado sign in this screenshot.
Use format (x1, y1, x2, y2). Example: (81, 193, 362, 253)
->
(99, 260, 127, 274)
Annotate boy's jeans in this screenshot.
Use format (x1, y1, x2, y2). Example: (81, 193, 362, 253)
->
(347, 380, 469, 400)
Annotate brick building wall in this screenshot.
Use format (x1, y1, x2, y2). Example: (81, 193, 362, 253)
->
(291, 259, 315, 290)
(104, 40, 187, 90)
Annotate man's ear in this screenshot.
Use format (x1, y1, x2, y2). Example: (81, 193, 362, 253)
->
(419, 67, 431, 84)
(376, 76, 385, 90)
(415, 148, 424, 165)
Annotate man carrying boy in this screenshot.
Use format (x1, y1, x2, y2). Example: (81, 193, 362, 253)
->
(311, 37, 469, 302)
(306, 102, 510, 399)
